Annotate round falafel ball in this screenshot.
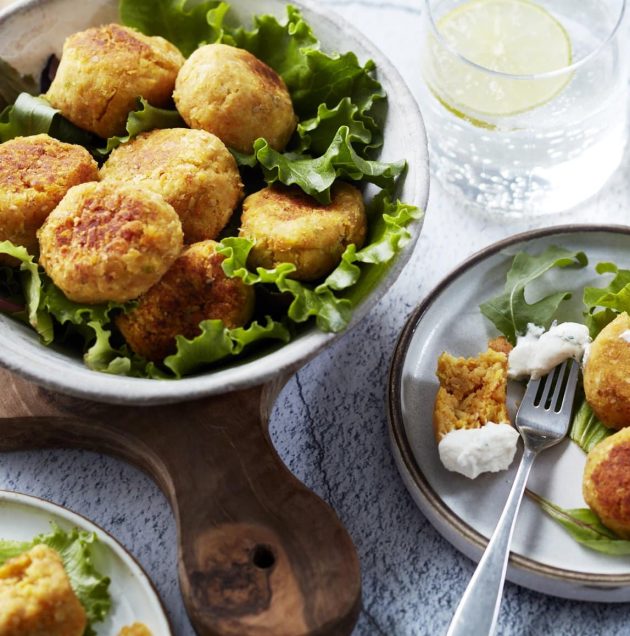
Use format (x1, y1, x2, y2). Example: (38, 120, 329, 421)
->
(116, 240, 254, 362)
(238, 183, 367, 281)
(583, 427, 630, 538)
(38, 182, 183, 304)
(100, 128, 242, 242)
(584, 312, 630, 429)
(173, 43, 297, 153)
(46, 24, 184, 139)
(0, 134, 99, 255)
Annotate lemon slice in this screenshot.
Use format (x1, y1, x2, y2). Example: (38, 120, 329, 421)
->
(426, 0, 572, 118)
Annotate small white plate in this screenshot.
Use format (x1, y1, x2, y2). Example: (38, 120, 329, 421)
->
(0, 490, 172, 634)
(388, 225, 630, 602)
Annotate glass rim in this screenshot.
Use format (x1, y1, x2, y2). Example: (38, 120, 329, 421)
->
(425, 0, 627, 80)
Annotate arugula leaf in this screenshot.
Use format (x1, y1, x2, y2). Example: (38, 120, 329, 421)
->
(253, 126, 405, 204)
(0, 92, 96, 146)
(480, 246, 588, 344)
(569, 397, 612, 454)
(0, 58, 38, 110)
(583, 262, 630, 337)
(0, 523, 112, 634)
(97, 97, 185, 155)
(527, 490, 630, 555)
(120, 0, 230, 57)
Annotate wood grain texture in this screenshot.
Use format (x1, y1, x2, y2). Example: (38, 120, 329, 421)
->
(0, 368, 361, 635)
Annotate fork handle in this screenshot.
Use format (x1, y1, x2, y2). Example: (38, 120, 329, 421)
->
(446, 447, 537, 636)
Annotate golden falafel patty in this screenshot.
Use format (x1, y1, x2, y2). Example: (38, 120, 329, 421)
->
(0, 134, 98, 254)
(100, 128, 243, 242)
(583, 427, 630, 538)
(174, 43, 297, 153)
(584, 312, 630, 429)
(38, 182, 183, 304)
(116, 240, 254, 361)
(46, 24, 184, 138)
(0, 544, 87, 636)
(239, 183, 367, 281)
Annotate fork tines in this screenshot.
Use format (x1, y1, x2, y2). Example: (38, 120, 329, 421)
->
(525, 359, 579, 415)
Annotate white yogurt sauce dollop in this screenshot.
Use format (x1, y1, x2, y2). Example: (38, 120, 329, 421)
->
(508, 322, 591, 380)
(438, 422, 520, 479)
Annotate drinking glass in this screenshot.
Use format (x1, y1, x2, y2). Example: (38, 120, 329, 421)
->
(419, 0, 629, 215)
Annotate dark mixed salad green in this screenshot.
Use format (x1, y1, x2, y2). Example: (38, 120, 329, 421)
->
(481, 246, 630, 555)
(0, 0, 421, 378)
(0, 523, 111, 635)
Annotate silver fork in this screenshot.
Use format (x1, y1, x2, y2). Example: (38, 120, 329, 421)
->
(446, 359, 580, 636)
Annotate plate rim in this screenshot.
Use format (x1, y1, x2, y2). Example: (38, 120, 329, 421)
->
(0, 489, 173, 634)
(387, 223, 630, 595)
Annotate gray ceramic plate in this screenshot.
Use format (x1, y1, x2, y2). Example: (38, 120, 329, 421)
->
(389, 225, 630, 602)
(0, 0, 429, 404)
(0, 490, 171, 634)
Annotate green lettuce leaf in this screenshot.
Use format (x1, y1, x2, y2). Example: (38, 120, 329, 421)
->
(480, 246, 588, 345)
(0, 92, 96, 146)
(527, 490, 630, 555)
(40, 281, 131, 373)
(0, 241, 129, 368)
(0, 523, 111, 634)
(319, 195, 422, 300)
(296, 97, 374, 155)
(163, 316, 290, 378)
(291, 50, 384, 140)
(219, 238, 352, 332)
(120, 0, 230, 57)
(0, 241, 53, 343)
(583, 262, 630, 337)
(252, 126, 405, 204)
(0, 58, 38, 110)
(569, 397, 612, 453)
(97, 97, 185, 155)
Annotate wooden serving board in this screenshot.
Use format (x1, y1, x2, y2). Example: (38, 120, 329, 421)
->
(0, 367, 361, 636)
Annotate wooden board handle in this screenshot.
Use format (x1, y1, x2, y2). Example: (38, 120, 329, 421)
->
(0, 370, 361, 635)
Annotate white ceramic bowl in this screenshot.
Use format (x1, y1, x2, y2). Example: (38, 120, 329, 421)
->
(0, 0, 429, 404)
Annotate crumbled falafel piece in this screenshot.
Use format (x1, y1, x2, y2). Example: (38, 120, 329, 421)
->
(433, 348, 510, 443)
(118, 623, 153, 636)
(0, 544, 86, 636)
